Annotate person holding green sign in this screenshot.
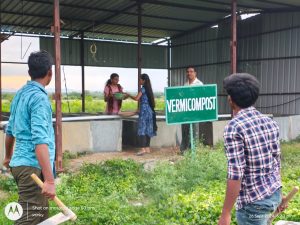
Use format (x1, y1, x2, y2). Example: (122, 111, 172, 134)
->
(218, 73, 283, 225)
(180, 66, 203, 153)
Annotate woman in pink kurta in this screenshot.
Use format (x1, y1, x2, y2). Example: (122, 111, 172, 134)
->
(104, 73, 124, 114)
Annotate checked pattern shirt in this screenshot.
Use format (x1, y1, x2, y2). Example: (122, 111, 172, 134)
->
(224, 107, 281, 210)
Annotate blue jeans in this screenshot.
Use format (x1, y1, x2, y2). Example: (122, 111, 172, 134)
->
(236, 189, 282, 225)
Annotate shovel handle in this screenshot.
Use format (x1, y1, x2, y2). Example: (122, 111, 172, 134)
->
(267, 186, 299, 225)
(31, 173, 77, 221)
(31, 174, 66, 208)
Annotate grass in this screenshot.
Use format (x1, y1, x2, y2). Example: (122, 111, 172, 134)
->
(0, 142, 299, 224)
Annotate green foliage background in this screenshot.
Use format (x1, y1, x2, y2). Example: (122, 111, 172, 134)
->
(1, 92, 165, 114)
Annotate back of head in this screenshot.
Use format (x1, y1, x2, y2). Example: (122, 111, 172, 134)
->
(141, 73, 155, 109)
(28, 51, 53, 80)
(223, 73, 260, 108)
(141, 73, 150, 82)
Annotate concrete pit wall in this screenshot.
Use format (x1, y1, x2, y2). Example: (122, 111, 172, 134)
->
(0, 129, 4, 167)
(62, 119, 123, 153)
(1, 115, 299, 168)
(62, 118, 181, 152)
(274, 115, 300, 141)
(199, 115, 300, 146)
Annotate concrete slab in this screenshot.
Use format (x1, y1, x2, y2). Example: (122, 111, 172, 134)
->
(0, 130, 4, 167)
(212, 120, 228, 145)
(151, 122, 181, 148)
(274, 117, 290, 141)
(199, 115, 300, 145)
(290, 115, 300, 140)
(3, 114, 299, 157)
(91, 120, 122, 152)
(62, 122, 92, 153)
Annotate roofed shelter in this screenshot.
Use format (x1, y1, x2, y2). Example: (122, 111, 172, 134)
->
(1, 0, 300, 170)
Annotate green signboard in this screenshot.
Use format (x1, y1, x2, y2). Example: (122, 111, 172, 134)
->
(165, 85, 218, 125)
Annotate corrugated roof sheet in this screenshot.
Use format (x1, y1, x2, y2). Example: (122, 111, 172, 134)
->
(1, 0, 300, 43)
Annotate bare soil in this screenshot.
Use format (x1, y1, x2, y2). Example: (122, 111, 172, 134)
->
(66, 146, 182, 173)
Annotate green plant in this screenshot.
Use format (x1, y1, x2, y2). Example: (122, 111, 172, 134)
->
(0, 176, 17, 193)
(0, 143, 299, 225)
(2, 93, 166, 113)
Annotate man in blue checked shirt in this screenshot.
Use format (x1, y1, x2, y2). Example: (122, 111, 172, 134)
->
(218, 73, 286, 225)
(4, 51, 55, 225)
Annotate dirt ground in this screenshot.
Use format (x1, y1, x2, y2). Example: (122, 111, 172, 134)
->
(66, 146, 182, 173)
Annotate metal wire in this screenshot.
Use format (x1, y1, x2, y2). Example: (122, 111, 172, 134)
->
(20, 0, 31, 59)
(256, 96, 300, 109)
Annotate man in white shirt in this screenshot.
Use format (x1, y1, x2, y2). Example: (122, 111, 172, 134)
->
(180, 66, 204, 153)
(184, 67, 203, 86)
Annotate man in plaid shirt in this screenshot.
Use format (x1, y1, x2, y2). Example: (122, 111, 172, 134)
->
(218, 73, 285, 225)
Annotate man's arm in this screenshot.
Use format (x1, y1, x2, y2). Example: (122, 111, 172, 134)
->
(218, 180, 241, 225)
(219, 125, 245, 225)
(4, 110, 15, 168)
(31, 97, 55, 199)
(4, 135, 15, 168)
(272, 126, 281, 171)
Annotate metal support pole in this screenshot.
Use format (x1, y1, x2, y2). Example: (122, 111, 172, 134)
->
(167, 39, 171, 87)
(0, 39, 2, 123)
(53, 0, 63, 172)
(0, 0, 2, 123)
(230, 0, 237, 74)
(190, 123, 195, 158)
(137, 2, 142, 92)
(80, 32, 85, 113)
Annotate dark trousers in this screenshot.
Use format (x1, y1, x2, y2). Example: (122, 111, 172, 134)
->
(139, 135, 151, 148)
(11, 166, 49, 225)
(180, 123, 198, 152)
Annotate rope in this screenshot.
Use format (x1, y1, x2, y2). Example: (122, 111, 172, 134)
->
(90, 21, 98, 62)
(90, 43, 98, 62)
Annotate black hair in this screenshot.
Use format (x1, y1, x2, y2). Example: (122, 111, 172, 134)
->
(106, 73, 119, 86)
(141, 73, 155, 110)
(223, 73, 260, 108)
(186, 66, 196, 72)
(28, 51, 53, 80)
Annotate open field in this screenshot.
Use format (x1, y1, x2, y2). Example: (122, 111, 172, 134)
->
(1, 94, 165, 114)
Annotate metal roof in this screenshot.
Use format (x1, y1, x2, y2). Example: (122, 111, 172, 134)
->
(1, 0, 300, 43)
